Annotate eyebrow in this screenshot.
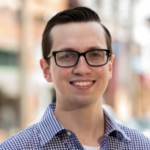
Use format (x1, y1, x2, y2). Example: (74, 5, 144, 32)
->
(55, 46, 105, 52)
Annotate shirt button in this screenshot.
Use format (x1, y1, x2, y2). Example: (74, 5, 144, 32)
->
(67, 131, 72, 136)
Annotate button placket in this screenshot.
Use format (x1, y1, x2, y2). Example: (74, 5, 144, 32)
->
(67, 131, 72, 136)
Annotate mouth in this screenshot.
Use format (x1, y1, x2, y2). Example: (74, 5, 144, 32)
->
(70, 81, 95, 87)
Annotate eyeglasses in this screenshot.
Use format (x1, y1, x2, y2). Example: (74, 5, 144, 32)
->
(47, 49, 111, 68)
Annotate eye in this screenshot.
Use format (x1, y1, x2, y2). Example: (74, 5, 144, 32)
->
(57, 52, 76, 60)
(62, 54, 70, 58)
(91, 52, 101, 57)
(89, 51, 104, 58)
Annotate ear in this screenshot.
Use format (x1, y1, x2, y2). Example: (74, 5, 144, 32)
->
(108, 55, 115, 79)
(40, 59, 52, 82)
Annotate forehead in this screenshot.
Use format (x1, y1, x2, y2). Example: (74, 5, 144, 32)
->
(50, 21, 107, 51)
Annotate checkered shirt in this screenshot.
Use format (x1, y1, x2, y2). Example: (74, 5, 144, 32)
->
(0, 103, 150, 150)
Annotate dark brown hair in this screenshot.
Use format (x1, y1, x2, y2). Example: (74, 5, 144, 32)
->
(42, 6, 112, 62)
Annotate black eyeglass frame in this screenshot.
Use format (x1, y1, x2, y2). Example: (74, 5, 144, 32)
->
(47, 49, 111, 68)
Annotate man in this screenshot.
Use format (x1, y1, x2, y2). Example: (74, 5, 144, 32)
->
(0, 6, 150, 150)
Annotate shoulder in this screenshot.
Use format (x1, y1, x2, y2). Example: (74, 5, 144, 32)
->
(0, 123, 40, 150)
(117, 122, 150, 148)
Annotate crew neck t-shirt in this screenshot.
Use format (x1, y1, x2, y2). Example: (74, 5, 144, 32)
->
(82, 145, 99, 150)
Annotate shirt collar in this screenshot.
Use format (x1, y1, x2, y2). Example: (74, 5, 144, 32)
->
(38, 103, 131, 146)
(103, 109, 131, 141)
(38, 103, 65, 146)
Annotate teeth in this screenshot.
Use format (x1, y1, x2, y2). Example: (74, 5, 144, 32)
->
(72, 81, 93, 86)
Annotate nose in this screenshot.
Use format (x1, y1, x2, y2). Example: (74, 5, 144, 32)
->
(73, 56, 91, 75)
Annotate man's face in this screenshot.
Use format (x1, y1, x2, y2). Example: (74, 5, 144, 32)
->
(40, 22, 114, 109)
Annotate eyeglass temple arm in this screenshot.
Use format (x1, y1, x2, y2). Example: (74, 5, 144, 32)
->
(47, 54, 51, 58)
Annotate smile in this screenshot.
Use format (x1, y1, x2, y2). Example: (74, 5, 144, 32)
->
(71, 81, 94, 86)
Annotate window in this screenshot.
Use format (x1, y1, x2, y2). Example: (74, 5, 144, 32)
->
(0, 50, 18, 67)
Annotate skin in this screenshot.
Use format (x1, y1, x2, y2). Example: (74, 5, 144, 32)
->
(40, 22, 114, 147)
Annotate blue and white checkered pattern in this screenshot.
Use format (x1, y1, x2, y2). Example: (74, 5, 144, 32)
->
(0, 103, 150, 150)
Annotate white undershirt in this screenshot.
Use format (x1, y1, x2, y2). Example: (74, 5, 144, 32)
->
(82, 145, 100, 150)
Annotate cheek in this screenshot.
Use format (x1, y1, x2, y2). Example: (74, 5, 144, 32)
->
(51, 66, 71, 84)
(96, 66, 110, 78)
(96, 67, 110, 90)
(51, 68, 72, 96)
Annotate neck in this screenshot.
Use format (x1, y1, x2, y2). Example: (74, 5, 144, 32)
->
(54, 100, 105, 146)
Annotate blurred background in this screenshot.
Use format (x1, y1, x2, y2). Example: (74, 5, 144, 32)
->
(0, 0, 150, 142)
